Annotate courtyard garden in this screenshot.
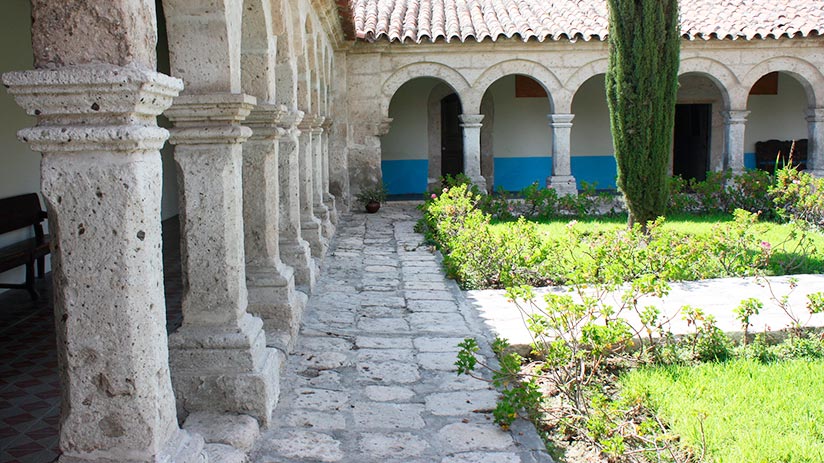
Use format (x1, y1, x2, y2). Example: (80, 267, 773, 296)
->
(419, 166, 824, 462)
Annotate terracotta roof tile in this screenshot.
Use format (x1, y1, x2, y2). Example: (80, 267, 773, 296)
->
(350, 0, 824, 43)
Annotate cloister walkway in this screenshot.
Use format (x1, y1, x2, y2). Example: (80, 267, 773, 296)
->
(251, 202, 551, 462)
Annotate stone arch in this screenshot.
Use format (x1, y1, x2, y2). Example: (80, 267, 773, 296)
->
(241, 0, 276, 102)
(162, 0, 243, 93)
(561, 59, 609, 113)
(677, 57, 737, 108)
(742, 56, 824, 107)
(469, 59, 561, 114)
(381, 62, 471, 117)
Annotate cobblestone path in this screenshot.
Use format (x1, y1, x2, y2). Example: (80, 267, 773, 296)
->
(252, 203, 552, 463)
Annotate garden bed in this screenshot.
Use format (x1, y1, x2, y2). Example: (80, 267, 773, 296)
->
(430, 169, 824, 462)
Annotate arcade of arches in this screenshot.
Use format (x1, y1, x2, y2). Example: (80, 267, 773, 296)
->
(0, 0, 822, 461)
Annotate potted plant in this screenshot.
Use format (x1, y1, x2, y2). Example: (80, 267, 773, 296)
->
(356, 181, 387, 213)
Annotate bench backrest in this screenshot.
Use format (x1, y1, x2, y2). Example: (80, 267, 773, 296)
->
(0, 193, 46, 236)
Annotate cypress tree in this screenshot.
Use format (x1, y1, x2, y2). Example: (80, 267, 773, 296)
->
(605, 0, 680, 229)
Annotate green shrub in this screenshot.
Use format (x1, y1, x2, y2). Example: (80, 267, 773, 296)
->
(771, 165, 824, 229)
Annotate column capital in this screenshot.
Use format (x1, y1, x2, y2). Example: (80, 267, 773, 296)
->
(3, 65, 183, 153)
(277, 110, 305, 132)
(165, 93, 256, 145)
(366, 117, 393, 136)
(320, 117, 333, 131)
(310, 115, 326, 134)
(548, 113, 575, 127)
(246, 103, 289, 140)
(297, 112, 316, 131)
(459, 114, 484, 127)
(806, 108, 824, 122)
(724, 110, 750, 124)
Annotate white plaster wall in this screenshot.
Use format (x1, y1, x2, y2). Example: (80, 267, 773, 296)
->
(487, 75, 551, 158)
(0, 0, 45, 287)
(745, 73, 809, 153)
(382, 78, 439, 160)
(570, 74, 613, 156)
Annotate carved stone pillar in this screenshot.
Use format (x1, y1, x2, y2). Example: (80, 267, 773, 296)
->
(547, 113, 578, 196)
(3, 65, 204, 462)
(277, 111, 318, 293)
(165, 93, 279, 427)
(311, 116, 334, 239)
(320, 118, 338, 224)
(806, 108, 824, 176)
(243, 102, 307, 352)
(458, 114, 487, 190)
(724, 110, 750, 174)
(297, 113, 327, 259)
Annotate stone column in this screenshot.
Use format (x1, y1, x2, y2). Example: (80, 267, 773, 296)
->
(320, 118, 338, 224)
(724, 110, 750, 174)
(806, 108, 824, 176)
(3, 66, 204, 462)
(298, 114, 327, 259)
(165, 93, 279, 428)
(277, 111, 318, 293)
(547, 113, 578, 196)
(458, 114, 487, 190)
(243, 102, 307, 352)
(311, 116, 334, 239)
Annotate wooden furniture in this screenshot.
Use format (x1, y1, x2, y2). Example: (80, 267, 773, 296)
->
(0, 193, 50, 300)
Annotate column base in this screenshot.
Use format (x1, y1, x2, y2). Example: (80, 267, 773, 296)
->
(468, 175, 488, 193)
(807, 169, 824, 178)
(246, 263, 308, 353)
(314, 202, 335, 239)
(301, 217, 328, 260)
(279, 238, 317, 294)
(547, 175, 578, 196)
(59, 429, 206, 463)
(324, 193, 339, 225)
(169, 314, 280, 428)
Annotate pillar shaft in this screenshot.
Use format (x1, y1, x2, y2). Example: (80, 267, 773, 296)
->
(806, 108, 824, 175)
(165, 93, 279, 427)
(311, 116, 334, 239)
(547, 113, 578, 196)
(277, 112, 318, 293)
(3, 65, 204, 463)
(243, 103, 306, 352)
(298, 114, 327, 259)
(458, 114, 486, 190)
(320, 118, 338, 224)
(724, 110, 750, 174)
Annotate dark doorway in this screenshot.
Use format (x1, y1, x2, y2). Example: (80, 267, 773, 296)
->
(673, 104, 711, 181)
(441, 93, 464, 178)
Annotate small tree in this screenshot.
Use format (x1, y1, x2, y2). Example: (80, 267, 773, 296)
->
(605, 0, 680, 229)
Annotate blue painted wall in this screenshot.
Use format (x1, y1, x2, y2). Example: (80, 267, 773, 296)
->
(572, 156, 617, 189)
(383, 156, 619, 195)
(382, 159, 429, 195)
(744, 152, 756, 170)
(493, 157, 552, 192)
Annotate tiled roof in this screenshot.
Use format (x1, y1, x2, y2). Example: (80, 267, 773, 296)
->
(349, 0, 824, 43)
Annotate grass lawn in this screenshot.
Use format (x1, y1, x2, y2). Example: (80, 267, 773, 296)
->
(490, 212, 824, 275)
(620, 359, 824, 462)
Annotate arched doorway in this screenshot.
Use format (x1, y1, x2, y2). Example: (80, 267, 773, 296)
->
(381, 77, 464, 195)
(673, 73, 729, 181)
(440, 93, 464, 178)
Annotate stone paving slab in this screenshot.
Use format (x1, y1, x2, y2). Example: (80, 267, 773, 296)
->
(252, 203, 552, 463)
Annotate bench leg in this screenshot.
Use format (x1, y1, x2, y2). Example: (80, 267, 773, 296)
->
(37, 256, 45, 279)
(25, 262, 38, 301)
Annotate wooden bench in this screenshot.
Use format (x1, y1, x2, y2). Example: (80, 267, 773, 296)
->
(0, 193, 50, 300)
(755, 139, 807, 173)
